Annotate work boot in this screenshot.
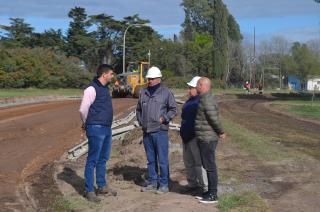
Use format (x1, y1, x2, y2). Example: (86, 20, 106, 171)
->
(141, 184, 157, 192)
(96, 186, 118, 196)
(84, 192, 101, 203)
(155, 186, 169, 194)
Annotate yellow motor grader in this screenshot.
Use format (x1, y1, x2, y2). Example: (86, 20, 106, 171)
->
(112, 61, 149, 98)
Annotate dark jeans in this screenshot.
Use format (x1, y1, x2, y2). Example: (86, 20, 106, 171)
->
(198, 140, 218, 195)
(85, 125, 112, 192)
(143, 131, 169, 188)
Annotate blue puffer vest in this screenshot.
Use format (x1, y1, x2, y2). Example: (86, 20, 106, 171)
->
(85, 78, 113, 127)
(180, 95, 200, 142)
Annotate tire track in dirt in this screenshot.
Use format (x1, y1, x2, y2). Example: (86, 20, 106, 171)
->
(219, 95, 320, 212)
(220, 97, 320, 157)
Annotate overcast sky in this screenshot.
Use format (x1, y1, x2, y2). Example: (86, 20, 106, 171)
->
(0, 0, 319, 43)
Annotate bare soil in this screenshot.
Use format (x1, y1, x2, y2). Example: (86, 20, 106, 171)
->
(0, 98, 138, 211)
(1, 94, 320, 211)
(219, 94, 320, 212)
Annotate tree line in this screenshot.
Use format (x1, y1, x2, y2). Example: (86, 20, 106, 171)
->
(0, 0, 243, 88)
(0, 0, 319, 89)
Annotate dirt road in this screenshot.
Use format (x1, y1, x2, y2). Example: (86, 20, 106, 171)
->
(219, 94, 320, 159)
(2, 94, 320, 211)
(51, 94, 319, 212)
(0, 98, 138, 211)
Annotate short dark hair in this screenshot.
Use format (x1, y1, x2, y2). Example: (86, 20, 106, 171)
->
(96, 64, 114, 77)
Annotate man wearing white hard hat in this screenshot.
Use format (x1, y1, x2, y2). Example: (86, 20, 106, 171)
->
(136, 66, 177, 194)
(180, 76, 208, 195)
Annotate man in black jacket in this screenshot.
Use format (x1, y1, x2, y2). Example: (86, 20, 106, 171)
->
(195, 77, 226, 204)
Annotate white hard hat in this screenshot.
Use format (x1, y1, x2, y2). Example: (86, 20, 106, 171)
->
(146, 66, 162, 78)
(187, 76, 201, 87)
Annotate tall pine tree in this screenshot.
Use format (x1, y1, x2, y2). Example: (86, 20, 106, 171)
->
(0, 18, 34, 47)
(66, 7, 91, 60)
(212, 0, 228, 80)
(181, 0, 241, 80)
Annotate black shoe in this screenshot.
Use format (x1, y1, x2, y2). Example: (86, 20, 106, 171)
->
(199, 193, 218, 204)
(195, 191, 209, 200)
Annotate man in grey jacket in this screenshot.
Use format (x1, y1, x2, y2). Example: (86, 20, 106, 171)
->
(136, 66, 177, 194)
(195, 77, 226, 204)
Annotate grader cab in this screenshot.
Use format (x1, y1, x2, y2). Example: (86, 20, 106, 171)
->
(112, 62, 149, 98)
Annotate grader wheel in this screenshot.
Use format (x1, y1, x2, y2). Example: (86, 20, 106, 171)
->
(133, 85, 142, 98)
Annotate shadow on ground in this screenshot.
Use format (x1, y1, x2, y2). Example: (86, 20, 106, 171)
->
(110, 164, 192, 195)
(110, 165, 147, 186)
(57, 167, 84, 195)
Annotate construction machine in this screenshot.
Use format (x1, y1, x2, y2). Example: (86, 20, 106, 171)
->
(112, 61, 149, 98)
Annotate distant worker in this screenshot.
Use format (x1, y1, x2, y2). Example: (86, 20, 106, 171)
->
(136, 66, 177, 194)
(258, 83, 263, 95)
(244, 81, 251, 94)
(195, 77, 226, 204)
(79, 64, 117, 203)
(180, 76, 208, 194)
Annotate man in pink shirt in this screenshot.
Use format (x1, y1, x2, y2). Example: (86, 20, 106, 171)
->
(79, 64, 116, 202)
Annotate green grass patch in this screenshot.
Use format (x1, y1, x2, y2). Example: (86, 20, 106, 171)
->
(218, 192, 269, 212)
(273, 99, 320, 105)
(271, 100, 320, 119)
(222, 118, 285, 161)
(50, 195, 101, 211)
(288, 105, 320, 118)
(0, 88, 83, 98)
(51, 196, 74, 212)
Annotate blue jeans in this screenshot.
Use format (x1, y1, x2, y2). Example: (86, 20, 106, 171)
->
(85, 125, 112, 192)
(143, 131, 169, 188)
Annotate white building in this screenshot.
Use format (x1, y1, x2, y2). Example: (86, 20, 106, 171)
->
(307, 77, 320, 91)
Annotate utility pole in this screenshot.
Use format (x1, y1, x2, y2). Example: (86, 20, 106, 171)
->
(147, 50, 151, 67)
(123, 23, 148, 74)
(253, 27, 256, 88)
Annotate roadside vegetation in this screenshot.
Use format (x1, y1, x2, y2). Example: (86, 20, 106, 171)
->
(1, 1, 319, 94)
(271, 99, 320, 120)
(216, 113, 318, 211)
(218, 192, 268, 212)
(0, 48, 92, 89)
(0, 88, 83, 98)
